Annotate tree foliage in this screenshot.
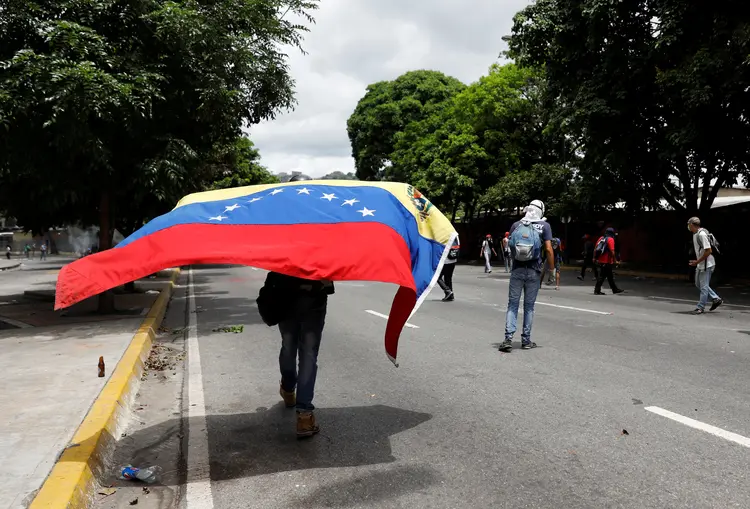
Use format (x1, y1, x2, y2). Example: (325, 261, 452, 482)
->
(384, 64, 573, 221)
(346, 70, 466, 181)
(507, 0, 750, 213)
(0, 0, 318, 236)
(320, 171, 357, 180)
(209, 137, 279, 190)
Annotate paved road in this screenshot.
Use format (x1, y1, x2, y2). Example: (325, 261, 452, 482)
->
(109, 265, 750, 508)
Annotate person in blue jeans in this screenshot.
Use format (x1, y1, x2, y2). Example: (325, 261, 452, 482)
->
(687, 217, 723, 315)
(265, 271, 334, 438)
(499, 199, 555, 352)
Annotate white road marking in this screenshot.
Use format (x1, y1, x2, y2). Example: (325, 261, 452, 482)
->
(648, 296, 750, 309)
(534, 301, 612, 315)
(645, 406, 750, 449)
(186, 268, 215, 508)
(365, 309, 419, 328)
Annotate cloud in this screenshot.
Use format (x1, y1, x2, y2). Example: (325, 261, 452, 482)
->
(249, 0, 531, 177)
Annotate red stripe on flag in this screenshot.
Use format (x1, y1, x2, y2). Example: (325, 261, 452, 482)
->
(55, 222, 418, 362)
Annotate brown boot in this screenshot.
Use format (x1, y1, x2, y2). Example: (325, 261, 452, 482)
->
(279, 384, 296, 408)
(296, 411, 320, 438)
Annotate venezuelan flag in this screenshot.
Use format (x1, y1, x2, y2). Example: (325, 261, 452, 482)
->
(55, 180, 457, 365)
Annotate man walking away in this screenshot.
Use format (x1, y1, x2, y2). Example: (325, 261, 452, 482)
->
(264, 173, 333, 438)
(499, 199, 554, 352)
(594, 228, 624, 295)
(5, 245, 10, 260)
(40, 243, 47, 260)
(687, 217, 722, 314)
(480, 234, 497, 273)
(502, 232, 511, 272)
(438, 236, 460, 301)
(542, 237, 562, 289)
(578, 234, 598, 281)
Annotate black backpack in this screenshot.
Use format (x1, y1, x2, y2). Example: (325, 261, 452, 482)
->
(698, 228, 721, 269)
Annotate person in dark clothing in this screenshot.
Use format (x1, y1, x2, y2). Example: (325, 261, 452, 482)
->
(578, 234, 599, 281)
(437, 236, 460, 301)
(594, 228, 624, 295)
(265, 173, 333, 438)
(267, 271, 333, 437)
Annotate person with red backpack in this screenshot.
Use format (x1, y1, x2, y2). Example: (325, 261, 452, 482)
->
(593, 228, 624, 295)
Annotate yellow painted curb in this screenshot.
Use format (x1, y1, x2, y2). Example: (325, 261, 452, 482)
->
(29, 268, 182, 509)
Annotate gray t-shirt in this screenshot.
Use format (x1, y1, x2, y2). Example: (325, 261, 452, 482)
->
(693, 229, 716, 271)
(509, 220, 553, 272)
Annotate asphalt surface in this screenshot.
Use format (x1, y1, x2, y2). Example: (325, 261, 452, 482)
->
(114, 265, 750, 508)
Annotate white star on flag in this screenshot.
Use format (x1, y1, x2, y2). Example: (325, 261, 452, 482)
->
(321, 193, 338, 202)
(270, 189, 283, 195)
(297, 188, 311, 195)
(358, 207, 375, 217)
(209, 215, 228, 221)
(248, 196, 262, 203)
(342, 198, 359, 206)
(224, 204, 240, 212)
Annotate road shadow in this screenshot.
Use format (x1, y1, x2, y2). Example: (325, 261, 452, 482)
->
(100, 404, 432, 486)
(490, 342, 541, 351)
(207, 403, 432, 481)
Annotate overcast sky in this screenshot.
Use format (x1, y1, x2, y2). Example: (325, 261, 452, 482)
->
(248, 0, 531, 177)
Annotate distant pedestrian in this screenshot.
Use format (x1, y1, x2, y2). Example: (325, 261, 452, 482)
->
(5, 245, 10, 260)
(24, 244, 30, 259)
(594, 228, 624, 295)
(502, 232, 511, 272)
(40, 243, 47, 260)
(480, 234, 497, 273)
(687, 217, 722, 314)
(578, 234, 599, 281)
(438, 236, 460, 301)
(499, 199, 555, 352)
(541, 237, 562, 289)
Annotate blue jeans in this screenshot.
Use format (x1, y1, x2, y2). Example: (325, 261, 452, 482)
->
(505, 267, 541, 343)
(504, 252, 511, 272)
(695, 268, 719, 310)
(279, 293, 327, 412)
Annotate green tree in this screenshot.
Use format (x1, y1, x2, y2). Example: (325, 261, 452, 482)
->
(209, 137, 279, 190)
(346, 70, 465, 181)
(0, 0, 317, 239)
(320, 171, 357, 180)
(0, 0, 317, 310)
(390, 64, 573, 221)
(507, 0, 750, 213)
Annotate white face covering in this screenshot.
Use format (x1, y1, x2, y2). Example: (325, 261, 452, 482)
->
(522, 200, 545, 222)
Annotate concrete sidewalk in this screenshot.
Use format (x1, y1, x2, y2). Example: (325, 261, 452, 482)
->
(0, 265, 178, 508)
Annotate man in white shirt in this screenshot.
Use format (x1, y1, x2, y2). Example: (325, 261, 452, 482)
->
(687, 217, 722, 315)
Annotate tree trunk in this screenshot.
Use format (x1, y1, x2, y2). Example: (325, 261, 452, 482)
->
(97, 191, 115, 314)
(450, 199, 459, 223)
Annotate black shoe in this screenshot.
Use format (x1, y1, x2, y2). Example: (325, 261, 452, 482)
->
(521, 342, 537, 350)
(691, 308, 705, 315)
(594, 291, 606, 295)
(577, 276, 584, 281)
(442, 292, 454, 302)
(498, 339, 513, 352)
(613, 289, 625, 294)
(710, 298, 723, 311)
